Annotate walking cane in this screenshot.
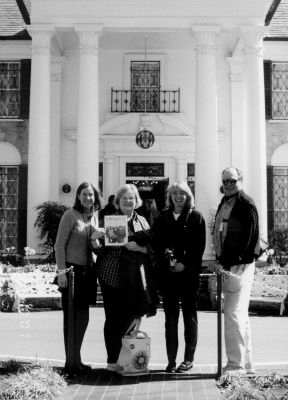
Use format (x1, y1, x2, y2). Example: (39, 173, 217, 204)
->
(216, 271, 222, 378)
(66, 267, 75, 369)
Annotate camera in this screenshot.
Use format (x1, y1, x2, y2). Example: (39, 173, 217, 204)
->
(166, 249, 177, 270)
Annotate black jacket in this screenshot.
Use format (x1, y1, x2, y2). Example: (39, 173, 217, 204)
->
(153, 207, 206, 283)
(215, 190, 260, 269)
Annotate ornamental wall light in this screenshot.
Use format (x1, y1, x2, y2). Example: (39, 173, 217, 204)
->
(62, 183, 71, 193)
(136, 36, 155, 150)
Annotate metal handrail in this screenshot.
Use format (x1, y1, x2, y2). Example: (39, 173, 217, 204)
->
(111, 87, 180, 113)
(66, 267, 75, 369)
(216, 272, 223, 378)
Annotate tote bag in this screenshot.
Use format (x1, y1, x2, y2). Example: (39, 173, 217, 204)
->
(117, 319, 151, 376)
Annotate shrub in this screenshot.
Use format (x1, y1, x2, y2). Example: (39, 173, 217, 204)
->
(268, 229, 288, 267)
(0, 364, 67, 400)
(34, 202, 69, 262)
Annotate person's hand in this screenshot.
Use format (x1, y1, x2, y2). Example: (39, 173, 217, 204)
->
(207, 263, 223, 274)
(171, 262, 185, 273)
(124, 241, 147, 253)
(91, 238, 101, 249)
(91, 228, 105, 240)
(58, 272, 67, 288)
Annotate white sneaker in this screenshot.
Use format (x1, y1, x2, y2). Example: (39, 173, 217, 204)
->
(222, 365, 245, 374)
(245, 365, 256, 374)
(106, 363, 122, 373)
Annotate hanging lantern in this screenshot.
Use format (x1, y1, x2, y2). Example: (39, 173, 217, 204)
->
(136, 37, 155, 149)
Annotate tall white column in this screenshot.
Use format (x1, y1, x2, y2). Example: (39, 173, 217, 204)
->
(104, 156, 117, 200)
(192, 26, 219, 259)
(240, 27, 268, 238)
(227, 57, 248, 179)
(27, 26, 53, 250)
(50, 57, 65, 201)
(175, 156, 186, 181)
(75, 25, 102, 187)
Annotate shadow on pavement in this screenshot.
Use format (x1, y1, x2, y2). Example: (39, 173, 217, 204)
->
(64, 368, 217, 387)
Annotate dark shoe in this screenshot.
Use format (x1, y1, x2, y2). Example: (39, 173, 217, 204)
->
(176, 361, 193, 373)
(165, 363, 176, 373)
(77, 363, 92, 373)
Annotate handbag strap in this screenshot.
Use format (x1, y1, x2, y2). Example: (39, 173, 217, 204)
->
(124, 318, 141, 336)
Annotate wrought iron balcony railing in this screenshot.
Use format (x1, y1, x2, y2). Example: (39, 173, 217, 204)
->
(111, 88, 180, 113)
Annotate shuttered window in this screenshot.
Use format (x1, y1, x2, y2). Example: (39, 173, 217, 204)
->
(0, 167, 19, 250)
(0, 59, 31, 119)
(268, 166, 288, 230)
(264, 61, 288, 120)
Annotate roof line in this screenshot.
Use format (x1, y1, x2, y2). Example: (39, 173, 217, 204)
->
(265, 0, 282, 26)
(264, 36, 288, 41)
(15, 0, 30, 25)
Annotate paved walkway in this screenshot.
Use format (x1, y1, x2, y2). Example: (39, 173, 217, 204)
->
(0, 309, 287, 399)
(61, 366, 221, 400)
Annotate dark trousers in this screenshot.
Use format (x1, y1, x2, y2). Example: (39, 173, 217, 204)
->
(62, 290, 89, 367)
(99, 279, 135, 364)
(161, 284, 198, 366)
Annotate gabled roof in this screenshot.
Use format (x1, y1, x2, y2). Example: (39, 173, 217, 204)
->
(0, 0, 30, 39)
(266, 0, 288, 39)
(0, 0, 287, 41)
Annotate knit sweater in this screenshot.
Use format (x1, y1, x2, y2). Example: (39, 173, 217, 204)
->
(54, 208, 98, 271)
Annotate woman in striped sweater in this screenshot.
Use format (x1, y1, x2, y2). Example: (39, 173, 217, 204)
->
(55, 181, 102, 374)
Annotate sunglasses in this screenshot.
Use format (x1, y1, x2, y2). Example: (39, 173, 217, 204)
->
(222, 179, 238, 185)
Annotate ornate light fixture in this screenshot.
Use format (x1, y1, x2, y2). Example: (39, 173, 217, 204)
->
(136, 36, 155, 149)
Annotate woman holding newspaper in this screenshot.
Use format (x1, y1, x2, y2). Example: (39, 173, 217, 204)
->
(91, 184, 157, 373)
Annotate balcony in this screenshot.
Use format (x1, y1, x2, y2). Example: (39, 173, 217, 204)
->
(111, 88, 180, 113)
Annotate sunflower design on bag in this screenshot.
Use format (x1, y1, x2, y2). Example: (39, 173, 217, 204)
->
(132, 351, 149, 370)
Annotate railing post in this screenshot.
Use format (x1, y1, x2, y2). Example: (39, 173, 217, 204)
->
(216, 272, 222, 378)
(66, 267, 75, 369)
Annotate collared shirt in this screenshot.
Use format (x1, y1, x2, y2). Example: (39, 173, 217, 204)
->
(213, 195, 237, 257)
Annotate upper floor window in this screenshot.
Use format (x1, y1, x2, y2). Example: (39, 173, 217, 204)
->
(264, 61, 288, 120)
(0, 60, 31, 119)
(111, 54, 180, 113)
(0, 62, 20, 118)
(131, 61, 160, 112)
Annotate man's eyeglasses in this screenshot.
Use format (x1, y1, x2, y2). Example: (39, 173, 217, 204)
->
(222, 179, 238, 185)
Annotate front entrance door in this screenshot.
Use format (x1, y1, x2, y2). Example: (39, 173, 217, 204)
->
(126, 178, 169, 213)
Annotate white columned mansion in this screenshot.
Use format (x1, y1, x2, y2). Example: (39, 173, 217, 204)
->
(1, 0, 288, 260)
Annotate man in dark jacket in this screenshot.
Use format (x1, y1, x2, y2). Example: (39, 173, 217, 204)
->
(213, 167, 260, 374)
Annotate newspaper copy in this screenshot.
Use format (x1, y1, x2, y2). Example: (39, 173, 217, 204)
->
(104, 215, 128, 246)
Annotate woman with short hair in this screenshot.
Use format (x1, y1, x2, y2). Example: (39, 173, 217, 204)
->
(92, 183, 157, 373)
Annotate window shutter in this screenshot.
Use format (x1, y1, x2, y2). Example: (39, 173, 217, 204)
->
(20, 59, 31, 119)
(264, 61, 272, 120)
(267, 165, 274, 231)
(17, 164, 27, 253)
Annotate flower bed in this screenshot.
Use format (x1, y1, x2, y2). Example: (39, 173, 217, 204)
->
(207, 264, 288, 315)
(0, 264, 60, 312)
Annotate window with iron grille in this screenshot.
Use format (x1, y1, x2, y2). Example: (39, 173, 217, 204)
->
(131, 61, 160, 112)
(0, 167, 19, 250)
(264, 61, 288, 120)
(0, 62, 21, 118)
(271, 167, 288, 230)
